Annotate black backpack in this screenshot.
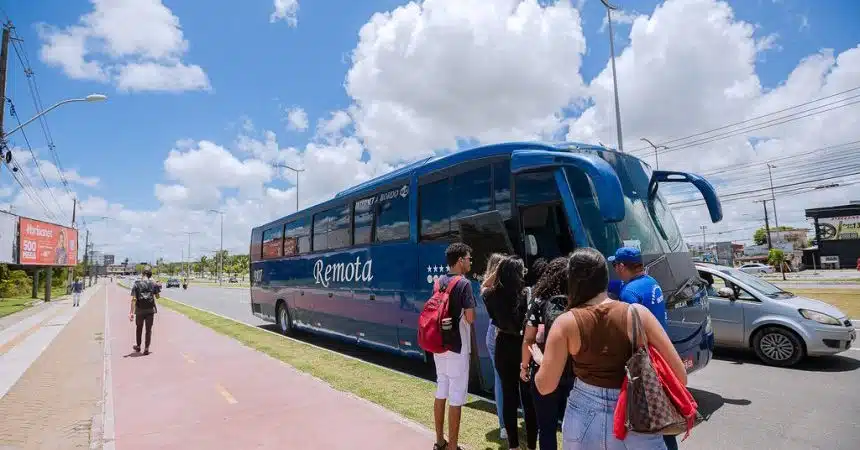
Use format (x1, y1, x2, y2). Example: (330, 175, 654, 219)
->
(541, 294, 575, 382)
(135, 280, 157, 310)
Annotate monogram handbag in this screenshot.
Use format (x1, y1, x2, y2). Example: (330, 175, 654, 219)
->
(622, 307, 696, 436)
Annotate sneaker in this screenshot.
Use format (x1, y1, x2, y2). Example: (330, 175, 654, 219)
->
(133, 345, 140, 352)
(433, 441, 447, 450)
(500, 429, 508, 440)
(143, 349, 150, 355)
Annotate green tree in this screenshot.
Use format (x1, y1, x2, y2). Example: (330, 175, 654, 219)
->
(768, 248, 787, 281)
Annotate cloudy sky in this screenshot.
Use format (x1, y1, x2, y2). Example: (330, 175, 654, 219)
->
(2, 0, 859, 263)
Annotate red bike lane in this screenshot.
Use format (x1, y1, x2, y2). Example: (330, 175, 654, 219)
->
(106, 284, 433, 449)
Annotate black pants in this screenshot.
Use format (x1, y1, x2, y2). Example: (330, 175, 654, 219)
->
(530, 377, 573, 450)
(664, 435, 679, 450)
(135, 312, 154, 349)
(495, 332, 537, 449)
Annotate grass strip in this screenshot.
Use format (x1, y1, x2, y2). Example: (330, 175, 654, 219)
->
(0, 288, 69, 318)
(155, 295, 527, 449)
(788, 289, 860, 318)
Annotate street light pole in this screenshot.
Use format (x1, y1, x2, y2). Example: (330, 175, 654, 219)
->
(600, 0, 625, 153)
(639, 137, 668, 170)
(4, 94, 107, 138)
(208, 209, 224, 285)
(272, 163, 305, 212)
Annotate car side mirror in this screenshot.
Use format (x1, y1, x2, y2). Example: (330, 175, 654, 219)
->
(717, 287, 735, 300)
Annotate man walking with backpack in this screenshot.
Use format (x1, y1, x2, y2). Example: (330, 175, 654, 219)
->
(129, 265, 161, 355)
(72, 278, 84, 307)
(419, 243, 476, 450)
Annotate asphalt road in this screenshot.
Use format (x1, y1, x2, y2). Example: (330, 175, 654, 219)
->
(158, 284, 860, 450)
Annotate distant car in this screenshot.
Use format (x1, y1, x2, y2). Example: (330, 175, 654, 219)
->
(697, 263, 856, 367)
(738, 263, 774, 274)
(166, 278, 181, 288)
(229, 276, 238, 283)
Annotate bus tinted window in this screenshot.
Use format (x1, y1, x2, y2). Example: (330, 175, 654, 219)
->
(493, 161, 511, 220)
(354, 198, 374, 245)
(451, 165, 492, 222)
(314, 204, 351, 251)
(376, 189, 409, 242)
(261, 226, 284, 259)
(419, 178, 452, 241)
(284, 218, 310, 256)
(516, 170, 560, 205)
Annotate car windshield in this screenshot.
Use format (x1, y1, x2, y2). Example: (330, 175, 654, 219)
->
(563, 151, 686, 257)
(719, 267, 791, 297)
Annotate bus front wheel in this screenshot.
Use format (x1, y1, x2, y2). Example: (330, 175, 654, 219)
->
(276, 301, 293, 336)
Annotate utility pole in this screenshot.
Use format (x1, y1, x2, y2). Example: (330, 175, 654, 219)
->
(755, 199, 772, 250)
(209, 210, 224, 285)
(766, 162, 780, 231)
(272, 163, 305, 212)
(0, 22, 12, 167)
(700, 225, 707, 260)
(68, 197, 76, 294)
(83, 229, 90, 287)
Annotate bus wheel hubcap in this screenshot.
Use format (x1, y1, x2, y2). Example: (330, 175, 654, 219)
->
(761, 333, 793, 361)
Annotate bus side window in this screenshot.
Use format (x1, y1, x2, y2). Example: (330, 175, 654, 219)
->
(375, 189, 410, 242)
(419, 165, 492, 242)
(314, 205, 351, 252)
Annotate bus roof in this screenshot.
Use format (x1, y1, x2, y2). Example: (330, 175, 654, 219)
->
(254, 141, 622, 230)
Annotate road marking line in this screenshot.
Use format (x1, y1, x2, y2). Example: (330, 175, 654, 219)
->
(181, 352, 196, 364)
(215, 383, 237, 404)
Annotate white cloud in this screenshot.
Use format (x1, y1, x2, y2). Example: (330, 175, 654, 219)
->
(346, 0, 588, 163)
(271, 0, 299, 26)
(38, 0, 210, 92)
(285, 107, 309, 132)
(599, 9, 639, 33)
(38, 161, 100, 187)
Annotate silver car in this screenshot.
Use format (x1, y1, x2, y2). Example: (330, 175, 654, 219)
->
(696, 263, 856, 367)
(738, 262, 774, 274)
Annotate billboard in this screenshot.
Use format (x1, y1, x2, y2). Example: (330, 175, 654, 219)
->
(818, 215, 860, 240)
(0, 213, 16, 263)
(18, 218, 78, 266)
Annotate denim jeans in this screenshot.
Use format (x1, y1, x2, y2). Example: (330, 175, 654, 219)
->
(562, 380, 667, 450)
(485, 323, 505, 429)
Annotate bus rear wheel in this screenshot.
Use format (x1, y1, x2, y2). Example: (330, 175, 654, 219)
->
(276, 301, 293, 336)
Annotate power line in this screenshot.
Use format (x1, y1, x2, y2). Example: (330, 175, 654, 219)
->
(7, 98, 65, 219)
(628, 85, 860, 154)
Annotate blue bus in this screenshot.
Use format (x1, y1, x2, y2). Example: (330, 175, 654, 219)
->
(250, 141, 723, 392)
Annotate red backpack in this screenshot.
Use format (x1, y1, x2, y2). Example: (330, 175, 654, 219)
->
(417, 275, 462, 354)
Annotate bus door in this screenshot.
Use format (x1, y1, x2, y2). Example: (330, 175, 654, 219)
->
(510, 149, 626, 259)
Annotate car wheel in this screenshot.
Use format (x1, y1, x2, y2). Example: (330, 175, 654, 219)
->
(276, 301, 293, 336)
(752, 327, 805, 367)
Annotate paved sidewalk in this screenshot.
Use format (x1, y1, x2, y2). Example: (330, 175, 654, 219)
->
(0, 284, 105, 449)
(106, 283, 432, 449)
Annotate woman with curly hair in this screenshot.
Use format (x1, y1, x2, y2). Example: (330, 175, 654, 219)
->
(520, 257, 574, 450)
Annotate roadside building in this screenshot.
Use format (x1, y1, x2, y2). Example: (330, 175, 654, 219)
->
(805, 202, 860, 269)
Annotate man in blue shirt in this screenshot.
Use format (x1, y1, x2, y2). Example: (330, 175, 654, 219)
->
(608, 247, 667, 328)
(608, 246, 677, 450)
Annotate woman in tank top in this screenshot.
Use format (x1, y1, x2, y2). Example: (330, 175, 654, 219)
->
(532, 248, 688, 450)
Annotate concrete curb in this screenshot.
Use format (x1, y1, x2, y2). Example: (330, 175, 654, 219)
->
(92, 284, 115, 450)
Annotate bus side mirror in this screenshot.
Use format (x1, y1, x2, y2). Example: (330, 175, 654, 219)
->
(717, 287, 735, 300)
(526, 235, 539, 257)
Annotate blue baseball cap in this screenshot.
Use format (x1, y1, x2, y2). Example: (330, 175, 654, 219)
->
(607, 247, 642, 265)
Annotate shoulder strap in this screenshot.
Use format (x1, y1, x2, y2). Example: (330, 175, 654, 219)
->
(629, 304, 647, 353)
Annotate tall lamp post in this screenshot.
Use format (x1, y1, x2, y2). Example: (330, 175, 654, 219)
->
(2, 94, 107, 174)
(600, 0, 625, 152)
(208, 209, 224, 285)
(640, 137, 668, 170)
(272, 163, 305, 212)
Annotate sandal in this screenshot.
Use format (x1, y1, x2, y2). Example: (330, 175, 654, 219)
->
(432, 441, 447, 450)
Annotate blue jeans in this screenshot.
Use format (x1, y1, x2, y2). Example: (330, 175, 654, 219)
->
(562, 380, 667, 450)
(485, 323, 505, 429)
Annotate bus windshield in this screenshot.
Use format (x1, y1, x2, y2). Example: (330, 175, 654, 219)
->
(564, 151, 686, 258)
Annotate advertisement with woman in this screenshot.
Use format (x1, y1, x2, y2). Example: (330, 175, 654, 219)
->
(19, 218, 78, 266)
